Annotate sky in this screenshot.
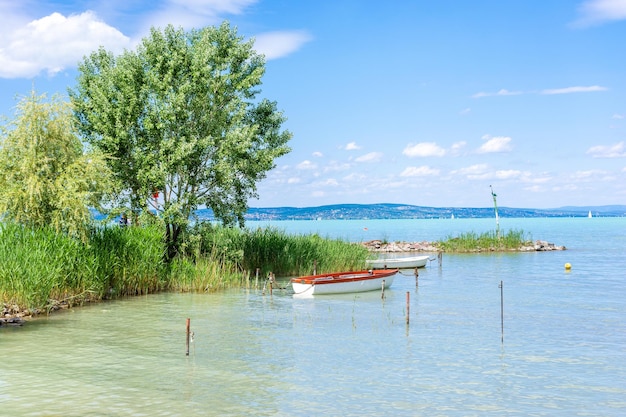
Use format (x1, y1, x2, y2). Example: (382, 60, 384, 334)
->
(1, 0, 625, 209)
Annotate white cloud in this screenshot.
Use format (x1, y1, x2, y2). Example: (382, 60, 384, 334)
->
(495, 170, 523, 179)
(572, 0, 626, 27)
(477, 135, 513, 153)
(612, 114, 625, 119)
(450, 141, 467, 155)
(455, 164, 489, 175)
(287, 177, 301, 184)
(296, 160, 318, 170)
(312, 151, 323, 157)
(472, 89, 523, 98)
(253, 30, 312, 60)
(355, 152, 383, 163)
(541, 85, 608, 94)
(403, 142, 446, 157)
(571, 169, 607, 179)
(459, 108, 471, 115)
(0, 11, 130, 78)
(472, 85, 608, 98)
(400, 166, 440, 177)
(141, 0, 258, 32)
(587, 141, 626, 158)
(344, 141, 361, 150)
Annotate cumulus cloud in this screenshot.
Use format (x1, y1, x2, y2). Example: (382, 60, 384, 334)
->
(477, 135, 513, 153)
(572, 0, 626, 27)
(450, 141, 467, 155)
(344, 141, 361, 150)
(452, 164, 491, 180)
(355, 152, 383, 163)
(587, 141, 626, 158)
(0, 11, 130, 78)
(296, 160, 318, 170)
(253, 30, 312, 60)
(400, 166, 440, 177)
(495, 170, 523, 179)
(541, 85, 608, 94)
(403, 142, 446, 157)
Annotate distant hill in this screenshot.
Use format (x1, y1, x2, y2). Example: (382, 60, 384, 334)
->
(195, 203, 626, 221)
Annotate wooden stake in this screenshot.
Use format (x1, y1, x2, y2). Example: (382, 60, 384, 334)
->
(406, 291, 410, 325)
(185, 318, 190, 356)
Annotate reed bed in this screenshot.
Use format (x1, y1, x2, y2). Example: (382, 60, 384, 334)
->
(188, 222, 370, 277)
(2, 220, 370, 313)
(438, 229, 531, 252)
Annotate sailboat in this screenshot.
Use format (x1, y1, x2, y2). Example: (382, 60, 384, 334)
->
(588, 210, 592, 218)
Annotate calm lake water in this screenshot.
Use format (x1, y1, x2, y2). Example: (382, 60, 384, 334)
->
(2, 217, 625, 416)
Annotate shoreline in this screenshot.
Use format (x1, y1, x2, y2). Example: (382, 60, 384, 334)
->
(2, 239, 565, 325)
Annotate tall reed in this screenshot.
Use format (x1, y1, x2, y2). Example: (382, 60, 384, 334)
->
(438, 229, 531, 252)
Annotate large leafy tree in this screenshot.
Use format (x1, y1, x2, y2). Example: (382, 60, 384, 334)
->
(69, 22, 292, 260)
(0, 91, 114, 241)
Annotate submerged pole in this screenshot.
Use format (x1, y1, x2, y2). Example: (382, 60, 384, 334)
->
(186, 318, 190, 356)
(499, 281, 504, 343)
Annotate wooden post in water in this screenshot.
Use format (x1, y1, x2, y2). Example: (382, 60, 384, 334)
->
(381, 279, 385, 299)
(406, 291, 410, 325)
(185, 318, 190, 356)
(255, 268, 259, 289)
(414, 267, 419, 286)
(269, 273, 274, 297)
(438, 251, 443, 268)
(499, 281, 504, 343)
(313, 260, 317, 275)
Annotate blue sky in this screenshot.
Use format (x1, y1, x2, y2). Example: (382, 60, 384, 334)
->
(1, 0, 625, 209)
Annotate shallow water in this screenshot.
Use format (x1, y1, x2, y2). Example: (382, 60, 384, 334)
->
(2, 217, 625, 416)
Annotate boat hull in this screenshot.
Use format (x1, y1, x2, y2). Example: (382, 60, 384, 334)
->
(366, 255, 430, 269)
(291, 269, 397, 296)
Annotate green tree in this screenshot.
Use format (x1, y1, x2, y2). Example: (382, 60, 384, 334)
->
(69, 22, 292, 261)
(0, 91, 114, 241)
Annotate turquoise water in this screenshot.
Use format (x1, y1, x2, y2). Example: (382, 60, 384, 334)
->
(1, 217, 625, 416)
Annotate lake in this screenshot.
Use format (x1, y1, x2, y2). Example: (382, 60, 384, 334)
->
(1, 217, 625, 416)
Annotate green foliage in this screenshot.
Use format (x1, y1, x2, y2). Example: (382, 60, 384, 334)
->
(70, 22, 292, 259)
(438, 229, 531, 252)
(0, 92, 115, 241)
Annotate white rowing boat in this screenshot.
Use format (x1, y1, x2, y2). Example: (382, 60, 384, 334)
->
(291, 269, 398, 296)
(366, 255, 431, 269)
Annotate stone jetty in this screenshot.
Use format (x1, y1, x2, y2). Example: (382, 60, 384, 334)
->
(361, 239, 565, 252)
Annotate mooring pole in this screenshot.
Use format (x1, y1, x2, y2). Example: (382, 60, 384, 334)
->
(438, 251, 443, 268)
(414, 267, 419, 286)
(186, 318, 190, 356)
(406, 291, 410, 325)
(499, 281, 504, 343)
(313, 260, 317, 275)
(381, 279, 386, 299)
(255, 268, 259, 289)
